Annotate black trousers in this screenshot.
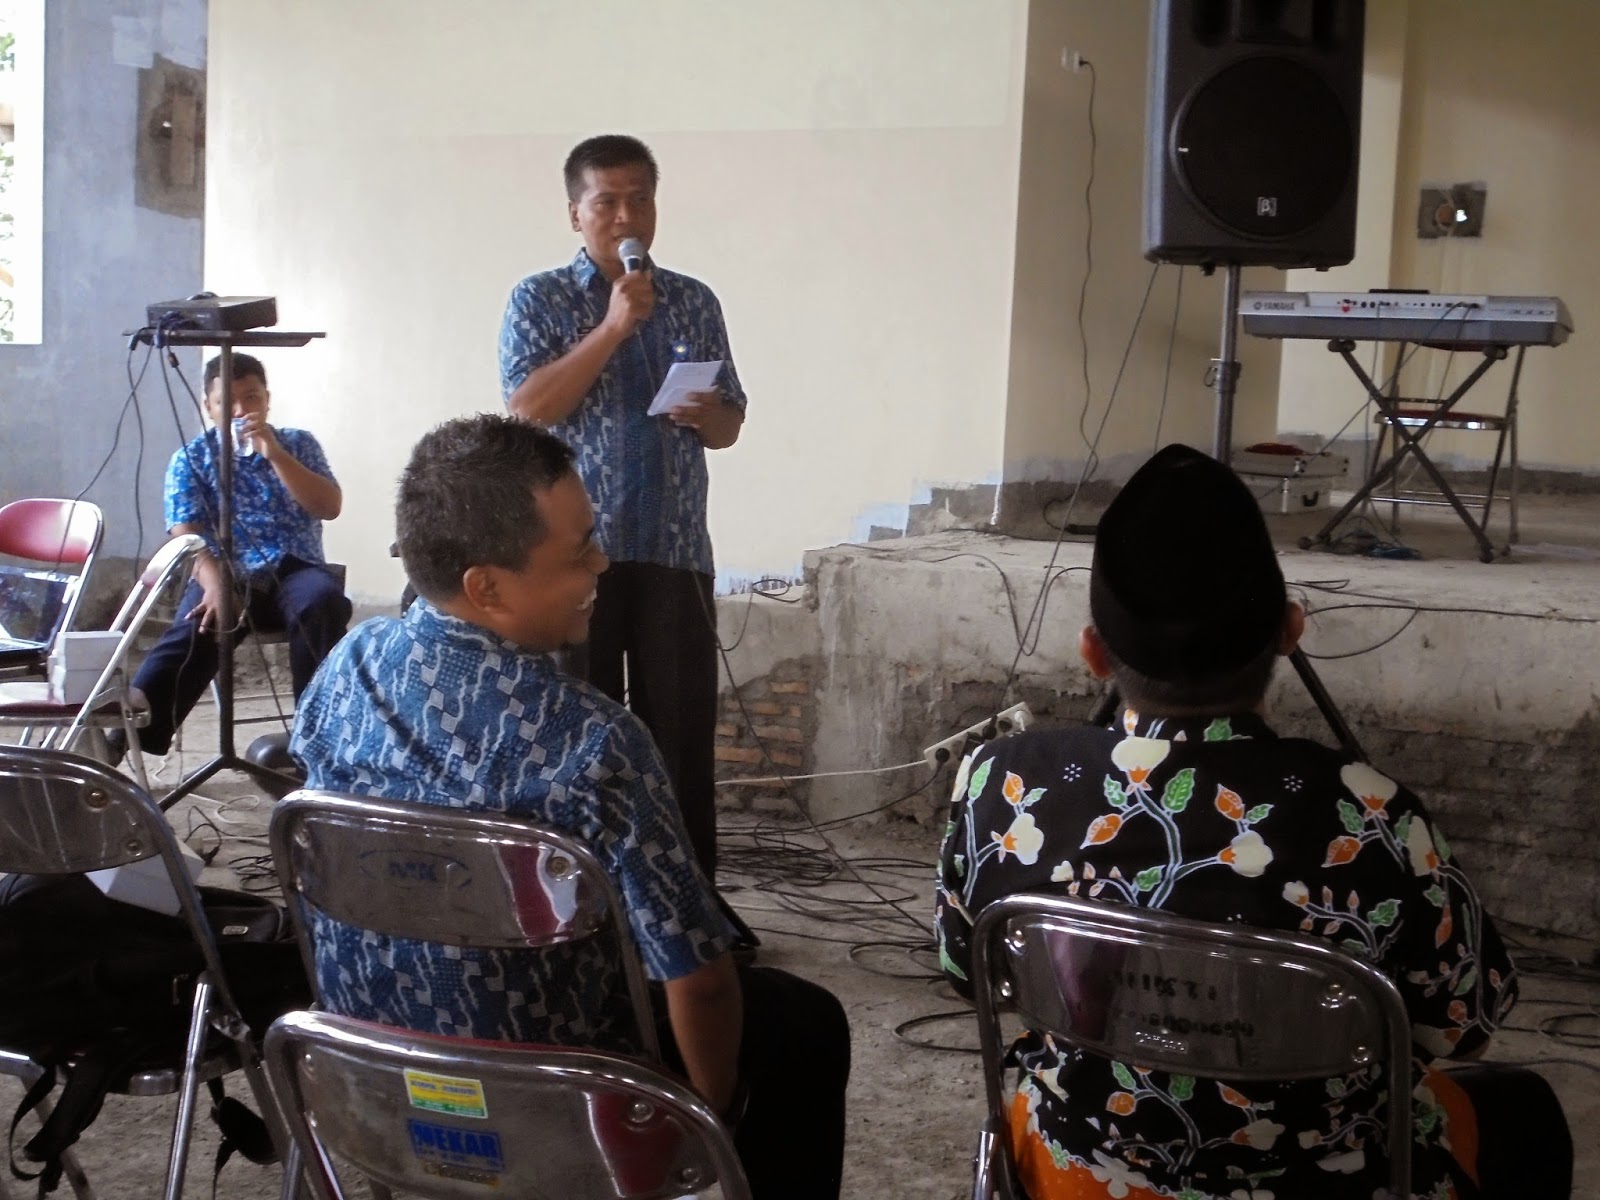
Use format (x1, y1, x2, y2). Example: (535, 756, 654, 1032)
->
(1449, 1063, 1572, 1198)
(130, 557, 351, 755)
(658, 966, 851, 1200)
(564, 561, 720, 877)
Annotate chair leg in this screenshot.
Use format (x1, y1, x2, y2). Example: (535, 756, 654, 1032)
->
(9, 1094, 98, 1200)
(57, 1148, 94, 1200)
(974, 1115, 1019, 1200)
(1509, 396, 1521, 545)
(162, 977, 214, 1200)
(122, 708, 151, 791)
(278, 1142, 303, 1200)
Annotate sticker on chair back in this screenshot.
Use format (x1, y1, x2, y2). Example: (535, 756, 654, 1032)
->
(404, 1068, 489, 1118)
(408, 1118, 504, 1185)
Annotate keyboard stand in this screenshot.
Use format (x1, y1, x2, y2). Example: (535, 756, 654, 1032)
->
(1300, 337, 1512, 563)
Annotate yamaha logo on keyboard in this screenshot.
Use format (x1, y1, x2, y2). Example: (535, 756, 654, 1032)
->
(1256, 196, 1279, 218)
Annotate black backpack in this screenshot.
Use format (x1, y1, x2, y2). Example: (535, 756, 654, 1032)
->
(0, 872, 311, 1194)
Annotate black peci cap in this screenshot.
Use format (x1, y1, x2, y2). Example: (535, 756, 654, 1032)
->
(1089, 444, 1286, 682)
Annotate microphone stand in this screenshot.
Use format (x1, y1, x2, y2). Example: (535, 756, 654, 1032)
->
(132, 326, 327, 809)
(1087, 262, 1367, 762)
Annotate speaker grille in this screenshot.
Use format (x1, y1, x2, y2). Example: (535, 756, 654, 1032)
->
(1172, 55, 1353, 241)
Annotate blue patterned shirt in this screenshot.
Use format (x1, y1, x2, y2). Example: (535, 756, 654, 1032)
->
(289, 600, 735, 1052)
(498, 249, 746, 576)
(163, 426, 334, 578)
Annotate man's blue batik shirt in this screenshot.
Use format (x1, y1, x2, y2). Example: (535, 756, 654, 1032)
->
(163, 426, 333, 578)
(289, 600, 735, 1052)
(498, 249, 746, 577)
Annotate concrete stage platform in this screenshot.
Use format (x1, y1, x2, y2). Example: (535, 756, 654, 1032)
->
(781, 494, 1600, 947)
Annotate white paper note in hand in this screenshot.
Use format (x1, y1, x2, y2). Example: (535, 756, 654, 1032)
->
(647, 360, 724, 416)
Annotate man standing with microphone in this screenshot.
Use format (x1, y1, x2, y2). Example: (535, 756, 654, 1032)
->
(500, 134, 746, 898)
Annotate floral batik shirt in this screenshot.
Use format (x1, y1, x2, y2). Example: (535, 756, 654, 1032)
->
(936, 710, 1516, 1200)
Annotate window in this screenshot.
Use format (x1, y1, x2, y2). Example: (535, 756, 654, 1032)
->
(0, 0, 44, 344)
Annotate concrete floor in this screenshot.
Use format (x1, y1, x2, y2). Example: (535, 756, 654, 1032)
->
(2, 690, 1596, 1199)
(4, 493, 1599, 1196)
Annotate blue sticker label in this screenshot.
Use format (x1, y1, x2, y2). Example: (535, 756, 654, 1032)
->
(408, 1118, 504, 1180)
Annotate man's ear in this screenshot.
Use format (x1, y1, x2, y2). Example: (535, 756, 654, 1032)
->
(1278, 601, 1306, 656)
(569, 201, 581, 232)
(460, 565, 501, 615)
(1079, 625, 1115, 680)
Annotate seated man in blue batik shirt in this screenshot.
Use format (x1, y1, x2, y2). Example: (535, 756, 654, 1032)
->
(117, 352, 349, 759)
(937, 445, 1571, 1200)
(290, 414, 849, 1200)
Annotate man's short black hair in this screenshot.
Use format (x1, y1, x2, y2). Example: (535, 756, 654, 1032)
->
(1106, 638, 1281, 716)
(564, 134, 659, 202)
(203, 352, 266, 392)
(397, 414, 577, 601)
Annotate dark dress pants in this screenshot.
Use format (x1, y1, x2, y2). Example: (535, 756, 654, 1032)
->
(564, 561, 720, 877)
(130, 556, 351, 754)
(657, 966, 851, 1200)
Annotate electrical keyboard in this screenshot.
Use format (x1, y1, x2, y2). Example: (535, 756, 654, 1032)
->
(1240, 291, 1573, 346)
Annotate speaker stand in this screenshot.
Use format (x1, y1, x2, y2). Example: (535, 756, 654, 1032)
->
(1209, 262, 1243, 464)
(1088, 262, 1367, 763)
(133, 326, 327, 811)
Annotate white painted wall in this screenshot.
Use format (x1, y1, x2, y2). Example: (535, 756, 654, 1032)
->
(1000, 0, 1283, 492)
(205, 0, 1027, 601)
(1279, 0, 1600, 476)
(1277, 0, 1410, 444)
(1384, 0, 1600, 473)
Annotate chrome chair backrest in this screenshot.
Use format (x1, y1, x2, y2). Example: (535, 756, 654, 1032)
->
(972, 893, 1412, 1200)
(266, 1009, 750, 1200)
(0, 746, 272, 1200)
(271, 791, 661, 1059)
(57, 533, 206, 747)
(0, 744, 236, 1008)
(0, 498, 105, 652)
(0, 498, 104, 566)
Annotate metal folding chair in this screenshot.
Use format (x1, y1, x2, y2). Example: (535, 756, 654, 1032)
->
(265, 1009, 749, 1200)
(269, 790, 660, 1059)
(0, 745, 286, 1200)
(270, 792, 731, 1197)
(0, 534, 204, 791)
(969, 893, 1413, 1200)
(0, 499, 105, 677)
(1372, 342, 1526, 546)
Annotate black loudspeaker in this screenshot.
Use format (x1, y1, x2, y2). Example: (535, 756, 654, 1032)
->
(1143, 0, 1365, 268)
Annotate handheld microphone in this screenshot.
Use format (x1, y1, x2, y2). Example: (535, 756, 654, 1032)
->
(618, 238, 647, 273)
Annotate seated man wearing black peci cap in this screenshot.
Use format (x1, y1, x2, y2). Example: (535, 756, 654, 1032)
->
(936, 444, 1571, 1200)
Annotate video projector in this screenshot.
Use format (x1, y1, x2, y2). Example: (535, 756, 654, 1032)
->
(146, 293, 278, 333)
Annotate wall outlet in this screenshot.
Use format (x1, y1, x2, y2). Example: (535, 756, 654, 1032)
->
(1417, 181, 1486, 239)
(1061, 48, 1088, 73)
(922, 702, 1035, 770)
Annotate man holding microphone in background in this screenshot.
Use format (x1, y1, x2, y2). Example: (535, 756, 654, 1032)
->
(500, 134, 746, 906)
